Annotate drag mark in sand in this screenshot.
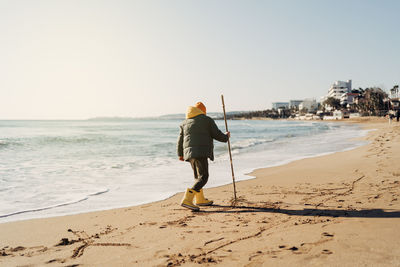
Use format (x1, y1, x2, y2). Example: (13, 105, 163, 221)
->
(295, 173, 366, 209)
(314, 175, 366, 206)
(1, 245, 51, 259)
(204, 237, 224, 246)
(205, 227, 266, 255)
(18, 225, 133, 264)
(164, 227, 266, 266)
(65, 227, 131, 258)
(287, 232, 335, 255)
(165, 215, 293, 266)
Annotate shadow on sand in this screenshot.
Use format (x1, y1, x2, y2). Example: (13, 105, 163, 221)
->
(197, 204, 400, 218)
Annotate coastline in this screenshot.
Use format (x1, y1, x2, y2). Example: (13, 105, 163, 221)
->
(1, 118, 399, 266)
(0, 119, 367, 224)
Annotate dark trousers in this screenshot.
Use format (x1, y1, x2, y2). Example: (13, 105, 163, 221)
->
(189, 157, 209, 192)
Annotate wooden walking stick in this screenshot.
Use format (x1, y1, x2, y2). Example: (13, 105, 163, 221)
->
(221, 94, 237, 204)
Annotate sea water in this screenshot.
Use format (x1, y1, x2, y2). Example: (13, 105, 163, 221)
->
(0, 119, 369, 223)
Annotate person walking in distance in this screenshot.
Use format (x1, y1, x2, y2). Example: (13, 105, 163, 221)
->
(177, 102, 230, 211)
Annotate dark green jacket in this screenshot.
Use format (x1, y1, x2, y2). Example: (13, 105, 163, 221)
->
(177, 114, 229, 161)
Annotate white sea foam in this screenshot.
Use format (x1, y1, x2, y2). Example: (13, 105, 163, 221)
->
(0, 189, 109, 219)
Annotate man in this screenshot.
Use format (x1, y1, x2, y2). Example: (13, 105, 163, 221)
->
(177, 102, 230, 211)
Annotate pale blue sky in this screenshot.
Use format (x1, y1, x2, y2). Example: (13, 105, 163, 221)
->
(1, 0, 399, 119)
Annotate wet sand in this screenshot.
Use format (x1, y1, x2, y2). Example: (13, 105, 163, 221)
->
(1, 117, 400, 266)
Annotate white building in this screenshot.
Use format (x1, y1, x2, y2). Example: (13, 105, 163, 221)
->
(390, 86, 399, 99)
(289, 100, 303, 109)
(340, 92, 359, 106)
(299, 98, 318, 111)
(272, 102, 289, 109)
(323, 110, 344, 120)
(328, 80, 352, 100)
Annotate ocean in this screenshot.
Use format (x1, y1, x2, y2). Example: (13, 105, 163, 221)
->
(0, 119, 369, 223)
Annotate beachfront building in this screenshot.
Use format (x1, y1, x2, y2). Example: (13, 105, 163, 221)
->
(390, 85, 399, 110)
(289, 100, 303, 109)
(299, 98, 318, 112)
(272, 102, 289, 110)
(340, 92, 359, 106)
(390, 85, 399, 99)
(328, 80, 352, 100)
(320, 95, 328, 105)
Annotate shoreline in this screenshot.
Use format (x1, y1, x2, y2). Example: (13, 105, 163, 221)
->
(1, 118, 399, 266)
(1, 120, 369, 224)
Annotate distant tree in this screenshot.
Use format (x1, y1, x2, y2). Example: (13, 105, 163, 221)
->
(352, 87, 364, 94)
(356, 87, 388, 115)
(299, 107, 308, 115)
(323, 97, 341, 110)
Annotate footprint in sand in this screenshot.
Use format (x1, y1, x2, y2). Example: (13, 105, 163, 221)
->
(1, 251, 9, 256)
(322, 249, 333, 254)
(322, 232, 334, 237)
(10, 246, 26, 252)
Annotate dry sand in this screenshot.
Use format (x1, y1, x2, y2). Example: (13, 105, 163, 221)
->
(1, 118, 400, 266)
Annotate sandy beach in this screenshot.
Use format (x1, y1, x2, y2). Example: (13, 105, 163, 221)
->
(1, 118, 399, 266)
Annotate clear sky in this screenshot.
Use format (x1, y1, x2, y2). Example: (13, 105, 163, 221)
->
(1, 0, 399, 119)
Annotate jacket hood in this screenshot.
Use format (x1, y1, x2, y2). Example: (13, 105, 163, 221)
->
(186, 106, 205, 119)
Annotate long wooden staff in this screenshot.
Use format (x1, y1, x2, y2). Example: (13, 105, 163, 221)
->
(221, 94, 237, 203)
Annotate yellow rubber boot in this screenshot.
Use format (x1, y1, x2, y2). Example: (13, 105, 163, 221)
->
(181, 189, 200, 211)
(195, 189, 213, 206)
